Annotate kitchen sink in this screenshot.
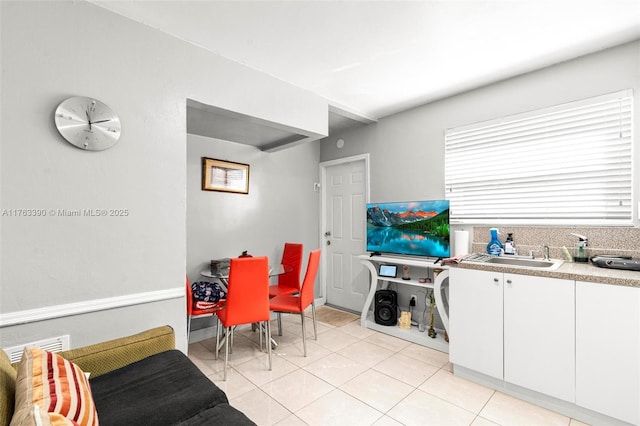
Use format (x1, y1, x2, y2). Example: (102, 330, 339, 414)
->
(484, 257, 562, 269)
(463, 254, 564, 270)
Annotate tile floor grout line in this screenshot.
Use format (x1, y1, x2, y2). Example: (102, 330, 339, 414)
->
(474, 388, 498, 424)
(191, 318, 587, 426)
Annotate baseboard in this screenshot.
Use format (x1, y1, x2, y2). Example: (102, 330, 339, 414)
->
(188, 326, 218, 344)
(188, 297, 326, 345)
(453, 365, 633, 426)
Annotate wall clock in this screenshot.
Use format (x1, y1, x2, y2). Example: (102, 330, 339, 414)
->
(54, 96, 121, 151)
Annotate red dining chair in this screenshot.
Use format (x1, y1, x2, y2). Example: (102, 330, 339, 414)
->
(269, 249, 321, 357)
(215, 256, 272, 380)
(268, 243, 303, 298)
(186, 276, 223, 352)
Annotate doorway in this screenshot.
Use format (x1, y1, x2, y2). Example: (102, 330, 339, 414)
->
(319, 154, 370, 313)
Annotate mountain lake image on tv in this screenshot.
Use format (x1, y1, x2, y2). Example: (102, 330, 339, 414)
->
(366, 200, 450, 258)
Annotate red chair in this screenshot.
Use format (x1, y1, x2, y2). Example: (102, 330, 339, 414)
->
(269, 249, 321, 357)
(186, 276, 223, 352)
(268, 243, 303, 298)
(215, 256, 272, 380)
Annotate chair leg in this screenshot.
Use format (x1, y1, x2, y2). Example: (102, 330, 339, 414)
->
(215, 318, 220, 360)
(311, 301, 318, 340)
(259, 322, 263, 351)
(266, 320, 272, 371)
(224, 326, 231, 381)
(187, 316, 192, 351)
(300, 312, 307, 357)
(277, 312, 283, 336)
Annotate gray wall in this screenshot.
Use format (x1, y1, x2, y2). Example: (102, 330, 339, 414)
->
(321, 40, 640, 223)
(320, 40, 640, 317)
(0, 1, 325, 351)
(186, 134, 320, 339)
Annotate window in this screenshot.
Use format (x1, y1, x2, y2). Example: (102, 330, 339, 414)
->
(445, 90, 633, 225)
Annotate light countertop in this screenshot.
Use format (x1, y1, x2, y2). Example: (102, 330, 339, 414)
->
(451, 259, 640, 288)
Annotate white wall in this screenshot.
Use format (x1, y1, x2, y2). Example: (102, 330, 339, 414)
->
(187, 134, 321, 273)
(186, 134, 320, 338)
(321, 40, 640, 222)
(0, 1, 326, 351)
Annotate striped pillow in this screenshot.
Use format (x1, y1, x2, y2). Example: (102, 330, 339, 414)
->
(10, 347, 99, 426)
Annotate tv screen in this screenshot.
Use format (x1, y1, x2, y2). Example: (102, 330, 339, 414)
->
(366, 200, 450, 258)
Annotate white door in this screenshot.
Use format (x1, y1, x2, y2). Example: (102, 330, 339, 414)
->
(321, 157, 368, 312)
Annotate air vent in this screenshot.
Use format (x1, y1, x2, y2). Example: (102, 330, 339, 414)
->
(3, 335, 70, 363)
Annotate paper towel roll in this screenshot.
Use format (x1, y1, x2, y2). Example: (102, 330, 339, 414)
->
(453, 230, 470, 257)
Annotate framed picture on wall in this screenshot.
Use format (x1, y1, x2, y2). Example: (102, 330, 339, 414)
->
(202, 157, 250, 194)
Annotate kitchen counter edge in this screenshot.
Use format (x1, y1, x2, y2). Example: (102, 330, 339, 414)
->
(451, 260, 640, 288)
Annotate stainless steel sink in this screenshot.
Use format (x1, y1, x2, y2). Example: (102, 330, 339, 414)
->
(483, 256, 563, 270)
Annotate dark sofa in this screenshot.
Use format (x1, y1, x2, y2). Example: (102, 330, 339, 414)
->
(0, 325, 255, 426)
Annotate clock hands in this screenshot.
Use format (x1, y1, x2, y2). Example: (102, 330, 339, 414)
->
(84, 107, 110, 131)
(85, 109, 92, 131)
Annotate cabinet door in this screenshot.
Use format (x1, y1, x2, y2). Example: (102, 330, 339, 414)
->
(449, 268, 503, 379)
(504, 274, 575, 402)
(576, 281, 639, 424)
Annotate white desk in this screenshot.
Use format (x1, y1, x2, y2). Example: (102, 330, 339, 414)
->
(359, 254, 450, 352)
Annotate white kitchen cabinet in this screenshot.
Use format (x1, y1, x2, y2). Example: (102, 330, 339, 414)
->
(450, 268, 575, 402)
(576, 281, 639, 425)
(449, 268, 503, 379)
(503, 273, 575, 403)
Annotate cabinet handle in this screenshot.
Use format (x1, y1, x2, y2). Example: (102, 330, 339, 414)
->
(506, 279, 512, 284)
(493, 278, 499, 282)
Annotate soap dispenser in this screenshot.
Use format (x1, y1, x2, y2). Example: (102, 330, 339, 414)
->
(504, 233, 516, 255)
(487, 228, 503, 255)
(571, 233, 589, 263)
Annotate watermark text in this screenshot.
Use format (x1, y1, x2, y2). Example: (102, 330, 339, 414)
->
(2, 208, 130, 217)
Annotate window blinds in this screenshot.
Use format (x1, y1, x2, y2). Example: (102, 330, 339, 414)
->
(445, 90, 633, 225)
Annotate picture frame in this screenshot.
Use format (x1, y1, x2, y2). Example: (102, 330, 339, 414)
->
(202, 157, 250, 194)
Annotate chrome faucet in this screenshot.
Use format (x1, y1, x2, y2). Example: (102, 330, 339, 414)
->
(542, 245, 550, 261)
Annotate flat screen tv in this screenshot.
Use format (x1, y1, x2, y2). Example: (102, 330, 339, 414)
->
(366, 200, 450, 258)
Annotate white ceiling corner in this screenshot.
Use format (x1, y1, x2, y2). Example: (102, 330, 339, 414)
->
(91, 0, 640, 142)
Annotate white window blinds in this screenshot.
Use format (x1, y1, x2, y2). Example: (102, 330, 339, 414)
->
(445, 90, 633, 225)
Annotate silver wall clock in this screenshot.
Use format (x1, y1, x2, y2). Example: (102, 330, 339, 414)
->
(54, 97, 121, 151)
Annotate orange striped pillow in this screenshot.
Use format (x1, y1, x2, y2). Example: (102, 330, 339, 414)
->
(10, 347, 99, 426)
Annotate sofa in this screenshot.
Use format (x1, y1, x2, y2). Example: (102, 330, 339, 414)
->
(0, 325, 255, 426)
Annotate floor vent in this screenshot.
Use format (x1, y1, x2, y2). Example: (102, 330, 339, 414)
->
(3, 335, 71, 363)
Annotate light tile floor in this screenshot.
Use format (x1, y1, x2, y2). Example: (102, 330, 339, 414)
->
(188, 312, 589, 426)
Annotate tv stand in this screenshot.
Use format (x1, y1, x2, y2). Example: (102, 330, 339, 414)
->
(359, 255, 450, 352)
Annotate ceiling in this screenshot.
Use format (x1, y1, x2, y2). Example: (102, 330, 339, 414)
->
(92, 0, 640, 148)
